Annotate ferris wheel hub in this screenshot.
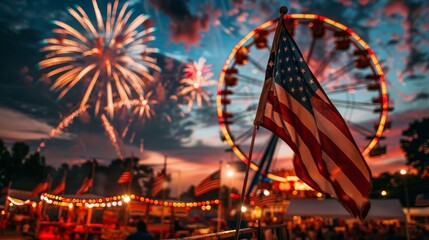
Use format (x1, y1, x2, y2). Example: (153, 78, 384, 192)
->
(279, 6, 288, 15)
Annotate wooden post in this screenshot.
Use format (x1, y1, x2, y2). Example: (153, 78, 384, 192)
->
(234, 125, 258, 240)
(57, 170, 67, 221)
(123, 159, 134, 227)
(160, 155, 167, 239)
(217, 161, 223, 233)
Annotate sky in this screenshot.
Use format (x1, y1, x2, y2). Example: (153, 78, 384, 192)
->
(0, 0, 428, 195)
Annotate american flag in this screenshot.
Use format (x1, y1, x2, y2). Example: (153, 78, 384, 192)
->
(254, 17, 372, 220)
(117, 166, 132, 184)
(28, 182, 49, 199)
(250, 194, 279, 207)
(151, 172, 167, 197)
(76, 177, 93, 195)
(195, 170, 220, 197)
(415, 193, 429, 207)
(51, 174, 66, 195)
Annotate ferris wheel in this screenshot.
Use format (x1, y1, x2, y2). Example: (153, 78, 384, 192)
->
(216, 14, 392, 183)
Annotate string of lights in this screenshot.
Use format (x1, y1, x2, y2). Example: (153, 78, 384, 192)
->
(39, 193, 220, 210)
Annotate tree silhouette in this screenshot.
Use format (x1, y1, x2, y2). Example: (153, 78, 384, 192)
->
(0, 140, 11, 189)
(0, 141, 49, 190)
(400, 118, 429, 175)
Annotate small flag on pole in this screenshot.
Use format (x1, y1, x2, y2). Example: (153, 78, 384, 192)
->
(254, 13, 372, 220)
(76, 162, 95, 195)
(76, 177, 93, 195)
(250, 194, 279, 207)
(117, 166, 132, 184)
(151, 172, 167, 197)
(28, 182, 49, 199)
(51, 173, 66, 195)
(195, 170, 221, 197)
(415, 193, 429, 207)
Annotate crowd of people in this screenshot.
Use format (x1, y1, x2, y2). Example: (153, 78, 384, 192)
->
(123, 212, 429, 240)
(2, 207, 429, 240)
(264, 218, 429, 240)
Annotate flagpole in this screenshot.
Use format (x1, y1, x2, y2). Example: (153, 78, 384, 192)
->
(128, 156, 134, 193)
(178, 170, 182, 201)
(234, 7, 288, 240)
(3, 181, 12, 219)
(233, 125, 257, 240)
(124, 157, 134, 227)
(89, 160, 96, 194)
(85, 160, 96, 240)
(58, 170, 68, 221)
(160, 155, 167, 239)
(217, 161, 223, 233)
(42, 174, 52, 219)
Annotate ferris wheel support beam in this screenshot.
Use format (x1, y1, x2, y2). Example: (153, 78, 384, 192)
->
(246, 135, 279, 196)
(314, 47, 337, 76)
(306, 37, 316, 64)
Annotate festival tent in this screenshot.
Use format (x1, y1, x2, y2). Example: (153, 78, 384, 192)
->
(408, 207, 429, 217)
(8, 189, 36, 201)
(285, 199, 405, 220)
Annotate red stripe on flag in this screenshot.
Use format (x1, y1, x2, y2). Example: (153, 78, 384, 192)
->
(117, 171, 132, 184)
(151, 173, 166, 196)
(194, 171, 220, 197)
(29, 182, 49, 199)
(311, 90, 356, 142)
(261, 116, 322, 192)
(416, 194, 429, 207)
(51, 181, 65, 195)
(319, 132, 370, 194)
(51, 174, 66, 195)
(250, 194, 279, 206)
(76, 177, 93, 195)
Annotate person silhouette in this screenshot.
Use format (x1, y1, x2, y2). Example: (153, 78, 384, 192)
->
(126, 220, 154, 240)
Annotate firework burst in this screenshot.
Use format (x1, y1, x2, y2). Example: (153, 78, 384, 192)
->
(110, 91, 157, 140)
(39, 0, 160, 117)
(178, 57, 216, 111)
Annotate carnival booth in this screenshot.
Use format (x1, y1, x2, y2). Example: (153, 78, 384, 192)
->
(40, 193, 221, 239)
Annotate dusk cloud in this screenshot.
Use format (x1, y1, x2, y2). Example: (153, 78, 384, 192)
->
(148, 0, 210, 48)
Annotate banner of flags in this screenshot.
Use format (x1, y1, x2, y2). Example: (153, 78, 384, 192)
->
(254, 15, 371, 219)
(195, 170, 221, 197)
